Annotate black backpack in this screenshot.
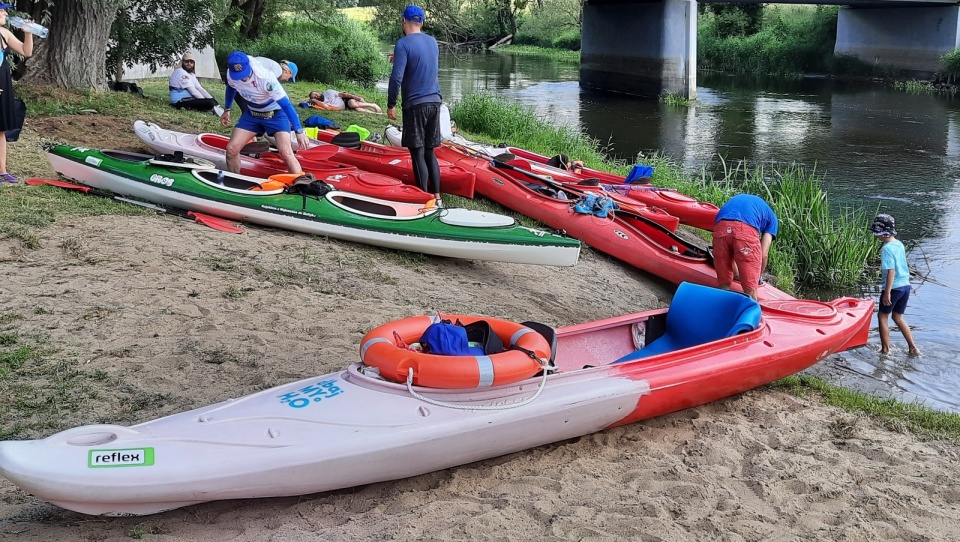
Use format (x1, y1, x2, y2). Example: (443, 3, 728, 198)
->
(287, 173, 333, 197)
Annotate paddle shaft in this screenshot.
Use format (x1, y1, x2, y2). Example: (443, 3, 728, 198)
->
(26, 178, 243, 234)
(487, 162, 708, 258)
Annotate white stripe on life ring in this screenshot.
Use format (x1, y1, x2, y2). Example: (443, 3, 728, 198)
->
(476, 356, 495, 387)
(361, 337, 390, 359)
(510, 327, 533, 347)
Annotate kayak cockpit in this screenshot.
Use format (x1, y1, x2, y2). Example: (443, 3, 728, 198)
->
(191, 169, 286, 195)
(100, 149, 218, 171)
(101, 149, 154, 162)
(323, 192, 436, 219)
(350, 283, 769, 394)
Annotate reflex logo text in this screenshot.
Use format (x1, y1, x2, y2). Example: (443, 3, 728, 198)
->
(89, 448, 155, 468)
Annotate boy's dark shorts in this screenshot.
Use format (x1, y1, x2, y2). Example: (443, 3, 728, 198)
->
(401, 102, 442, 149)
(879, 285, 911, 315)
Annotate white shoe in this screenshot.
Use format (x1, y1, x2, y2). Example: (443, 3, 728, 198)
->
(213, 105, 225, 116)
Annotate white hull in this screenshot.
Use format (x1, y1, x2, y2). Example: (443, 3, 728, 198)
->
(46, 153, 580, 267)
(134, 120, 248, 171)
(0, 363, 648, 515)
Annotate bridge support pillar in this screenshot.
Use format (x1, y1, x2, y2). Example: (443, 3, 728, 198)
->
(836, 6, 960, 76)
(580, 0, 697, 99)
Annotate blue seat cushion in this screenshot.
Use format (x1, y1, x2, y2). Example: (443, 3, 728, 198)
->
(614, 282, 761, 363)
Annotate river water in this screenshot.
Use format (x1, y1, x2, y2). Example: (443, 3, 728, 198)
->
(427, 50, 960, 413)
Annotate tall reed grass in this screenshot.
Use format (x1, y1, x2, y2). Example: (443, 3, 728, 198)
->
(451, 93, 876, 293)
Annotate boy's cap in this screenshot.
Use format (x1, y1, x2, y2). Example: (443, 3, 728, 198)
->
(283, 60, 298, 82)
(403, 5, 425, 22)
(869, 213, 897, 238)
(227, 51, 251, 80)
(0, 4, 13, 9)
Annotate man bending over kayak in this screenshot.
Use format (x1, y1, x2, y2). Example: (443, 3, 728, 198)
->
(220, 51, 309, 174)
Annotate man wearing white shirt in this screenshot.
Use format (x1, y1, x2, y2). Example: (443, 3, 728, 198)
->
(219, 51, 308, 174)
(169, 53, 222, 115)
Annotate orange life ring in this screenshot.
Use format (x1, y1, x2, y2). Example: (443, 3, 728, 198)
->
(360, 315, 550, 389)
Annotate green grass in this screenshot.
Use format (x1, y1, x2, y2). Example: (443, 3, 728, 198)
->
(494, 45, 580, 63)
(0, 331, 96, 439)
(773, 375, 960, 441)
(659, 93, 694, 106)
(340, 6, 375, 23)
(19, 78, 395, 140)
(891, 80, 940, 94)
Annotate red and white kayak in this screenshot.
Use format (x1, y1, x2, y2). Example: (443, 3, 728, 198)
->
(134, 121, 434, 204)
(0, 282, 872, 516)
(297, 129, 477, 199)
(432, 144, 792, 301)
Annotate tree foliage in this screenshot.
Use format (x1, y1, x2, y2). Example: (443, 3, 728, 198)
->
(222, 0, 338, 40)
(514, 0, 581, 49)
(371, 0, 525, 45)
(699, 4, 763, 37)
(108, 0, 219, 81)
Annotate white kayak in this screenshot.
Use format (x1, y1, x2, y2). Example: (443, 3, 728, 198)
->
(0, 283, 874, 516)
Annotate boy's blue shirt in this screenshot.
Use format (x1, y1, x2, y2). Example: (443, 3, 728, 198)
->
(714, 194, 779, 237)
(880, 239, 910, 290)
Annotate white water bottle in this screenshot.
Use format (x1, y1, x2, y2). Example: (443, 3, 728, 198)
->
(8, 16, 48, 38)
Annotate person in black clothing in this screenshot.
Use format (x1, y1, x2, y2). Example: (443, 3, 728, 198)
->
(0, 4, 35, 184)
(387, 5, 443, 206)
(169, 53, 222, 115)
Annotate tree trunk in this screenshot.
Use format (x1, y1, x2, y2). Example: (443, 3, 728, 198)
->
(21, 0, 125, 90)
(242, 0, 267, 39)
(224, 0, 267, 40)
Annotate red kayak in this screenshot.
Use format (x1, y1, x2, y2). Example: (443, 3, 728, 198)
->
(301, 130, 477, 199)
(195, 133, 434, 204)
(441, 137, 719, 230)
(436, 145, 793, 302)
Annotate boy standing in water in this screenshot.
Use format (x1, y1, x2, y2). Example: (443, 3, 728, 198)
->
(870, 214, 921, 356)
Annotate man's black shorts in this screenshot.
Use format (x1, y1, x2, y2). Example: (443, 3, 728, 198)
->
(401, 102, 442, 149)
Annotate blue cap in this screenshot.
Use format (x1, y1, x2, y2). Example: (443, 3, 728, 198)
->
(0, 3, 14, 9)
(227, 51, 251, 80)
(403, 5, 425, 23)
(284, 60, 298, 83)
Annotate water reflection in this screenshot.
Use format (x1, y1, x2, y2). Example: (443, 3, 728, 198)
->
(431, 51, 960, 413)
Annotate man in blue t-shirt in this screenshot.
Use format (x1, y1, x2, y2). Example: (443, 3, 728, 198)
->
(712, 194, 779, 300)
(387, 5, 444, 206)
(869, 213, 921, 356)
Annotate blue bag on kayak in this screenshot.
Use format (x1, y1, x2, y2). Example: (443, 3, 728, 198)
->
(419, 322, 484, 356)
(625, 164, 654, 184)
(304, 115, 341, 130)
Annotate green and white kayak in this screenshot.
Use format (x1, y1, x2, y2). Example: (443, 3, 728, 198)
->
(45, 145, 581, 267)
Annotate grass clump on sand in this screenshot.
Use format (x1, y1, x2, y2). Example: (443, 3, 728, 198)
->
(773, 375, 960, 442)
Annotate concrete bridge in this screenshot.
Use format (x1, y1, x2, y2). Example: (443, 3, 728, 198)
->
(581, 2, 960, 98)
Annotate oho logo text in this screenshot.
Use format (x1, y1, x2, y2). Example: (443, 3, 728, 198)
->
(149, 174, 174, 187)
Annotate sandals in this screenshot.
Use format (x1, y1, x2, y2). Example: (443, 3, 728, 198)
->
(1, 173, 18, 184)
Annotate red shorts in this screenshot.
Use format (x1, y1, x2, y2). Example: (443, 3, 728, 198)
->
(712, 220, 762, 290)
